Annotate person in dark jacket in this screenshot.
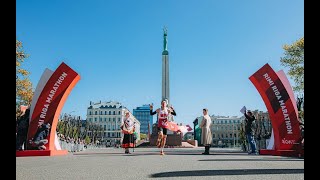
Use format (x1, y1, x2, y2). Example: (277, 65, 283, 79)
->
(244, 110, 257, 155)
(29, 123, 51, 150)
(16, 108, 30, 151)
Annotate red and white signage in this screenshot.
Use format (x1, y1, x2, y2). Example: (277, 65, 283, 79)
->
(27, 62, 80, 151)
(249, 63, 300, 151)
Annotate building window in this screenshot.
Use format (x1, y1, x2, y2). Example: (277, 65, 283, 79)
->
(104, 132, 106, 137)
(113, 118, 115, 122)
(104, 118, 107, 122)
(225, 120, 227, 124)
(100, 111, 102, 115)
(108, 132, 110, 137)
(94, 118, 97, 122)
(108, 125, 111, 130)
(118, 118, 121, 122)
(89, 118, 92, 122)
(95, 111, 97, 115)
(109, 118, 111, 122)
(89, 111, 92, 115)
(104, 125, 106, 130)
(113, 111, 115, 115)
(105, 111, 107, 115)
(100, 117, 102, 122)
(213, 134, 215, 138)
(109, 111, 111, 115)
(117, 125, 120, 130)
(118, 111, 121, 115)
(112, 133, 115, 137)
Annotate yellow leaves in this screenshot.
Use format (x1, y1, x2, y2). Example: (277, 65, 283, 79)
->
(17, 69, 29, 76)
(283, 37, 304, 52)
(280, 36, 304, 93)
(16, 40, 33, 107)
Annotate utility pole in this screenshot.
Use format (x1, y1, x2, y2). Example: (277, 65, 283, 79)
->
(233, 121, 235, 148)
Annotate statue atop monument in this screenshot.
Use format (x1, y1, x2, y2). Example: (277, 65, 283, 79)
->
(162, 26, 168, 55)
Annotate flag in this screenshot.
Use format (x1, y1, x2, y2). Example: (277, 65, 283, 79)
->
(186, 125, 193, 131)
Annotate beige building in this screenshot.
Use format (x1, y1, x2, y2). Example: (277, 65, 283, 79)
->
(210, 116, 243, 147)
(86, 101, 140, 146)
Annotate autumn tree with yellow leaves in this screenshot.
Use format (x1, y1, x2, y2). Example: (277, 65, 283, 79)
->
(280, 37, 304, 93)
(280, 37, 304, 119)
(16, 40, 33, 115)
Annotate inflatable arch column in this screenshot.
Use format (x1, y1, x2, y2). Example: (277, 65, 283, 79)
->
(16, 62, 80, 157)
(249, 63, 302, 157)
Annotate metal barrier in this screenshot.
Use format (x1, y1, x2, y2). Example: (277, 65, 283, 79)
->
(58, 140, 107, 152)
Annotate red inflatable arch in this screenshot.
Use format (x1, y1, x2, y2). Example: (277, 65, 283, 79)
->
(16, 62, 80, 157)
(249, 63, 302, 156)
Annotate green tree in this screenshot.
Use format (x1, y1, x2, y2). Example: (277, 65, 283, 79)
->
(280, 37, 304, 93)
(140, 133, 147, 140)
(85, 135, 91, 144)
(280, 37, 304, 119)
(16, 40, 33, 115)
(239, 122, 247, 152)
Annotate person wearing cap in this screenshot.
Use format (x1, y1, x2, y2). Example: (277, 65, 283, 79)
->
(199, 108, 212, 155)
(120, 111, 135, 154)
(244, 110, 257, 155)
(150, 99, 176, 155)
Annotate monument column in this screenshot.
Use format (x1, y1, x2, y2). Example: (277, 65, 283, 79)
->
(162, 27, 170, 105)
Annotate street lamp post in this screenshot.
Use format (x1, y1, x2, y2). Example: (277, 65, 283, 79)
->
(233, 121, 235, 148)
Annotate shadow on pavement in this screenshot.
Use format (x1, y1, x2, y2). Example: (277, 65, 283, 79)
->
(72, 151, 245, 157)
(199, 158, 304, 162)
(73, 152, 160, 156)
(149, 169, 304, 178)
(72, 151, 304, 159)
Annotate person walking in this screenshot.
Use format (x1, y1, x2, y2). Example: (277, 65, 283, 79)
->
(121, 111, 135, 154)
(199, 108, 212, 155)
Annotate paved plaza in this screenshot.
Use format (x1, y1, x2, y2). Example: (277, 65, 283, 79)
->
(16, 147, 304, 180)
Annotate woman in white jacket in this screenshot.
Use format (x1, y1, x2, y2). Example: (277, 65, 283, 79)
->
(199, 108, 212, 155)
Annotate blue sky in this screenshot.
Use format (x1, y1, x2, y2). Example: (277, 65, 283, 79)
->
(16, 0, 304, 126)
